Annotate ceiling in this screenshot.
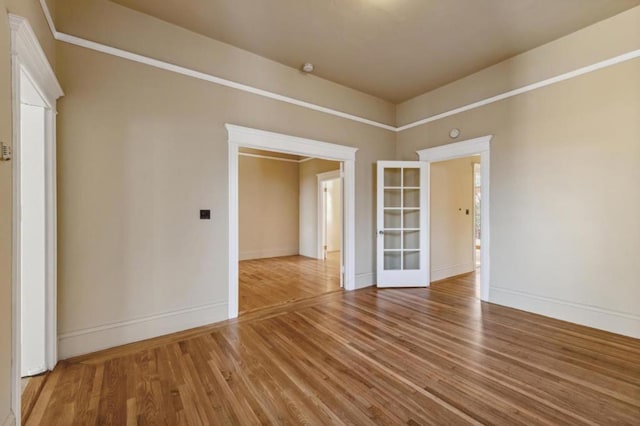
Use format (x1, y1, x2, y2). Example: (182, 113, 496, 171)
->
(111, 0, 640, 103)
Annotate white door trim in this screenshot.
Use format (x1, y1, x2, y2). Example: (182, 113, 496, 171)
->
(316, 169, 341, 260)
(417, 135, 492, 301)
(9, 14, 63, 426)
(226, 124, 358, 319)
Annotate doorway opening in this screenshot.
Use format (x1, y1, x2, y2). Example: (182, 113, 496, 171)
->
(10, 14, 63, 425)
(20, 73, 47, 381)
(318, 169, 342, 262)
(237, 148, 343, 313)
(226, 124, 358, 319)
(429, 155, 481, 298)
(473, 162, 482, 269)
(416, 135, 492, 301)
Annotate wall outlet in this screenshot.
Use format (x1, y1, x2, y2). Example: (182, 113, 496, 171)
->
(200, 209, 211, 220)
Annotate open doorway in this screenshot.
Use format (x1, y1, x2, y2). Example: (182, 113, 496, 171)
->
(237, 148, 343, 314)
(416, 135, 492, 301)
(428, 156, 481, 297)
(318, 169, 342, 263)
(227, 124, 358, 319)
(473, 162, 482, 269)
(10, 15, 63, 425)
(20, 75, 47, 380)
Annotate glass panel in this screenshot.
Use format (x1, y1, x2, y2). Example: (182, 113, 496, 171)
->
(384, 210, 401, 229)
(384, 231, 401, 250)
(403, 168, 420, 187)
(403, 188, 420, 208)
(404, 250, 420, 270)
(384, 252, 402, 270)
(384, 189, 401, 208)
(403, 230, 420, 250)
(403, 209, 419, 229)
(384, 168, 401, 187)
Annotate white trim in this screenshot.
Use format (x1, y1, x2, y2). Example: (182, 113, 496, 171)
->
(39, 0, 57, 38)
(239, 248, 299, 261)
(431, 263, 476, 282)
(417, 136, 492, 301)
(227, 124, 358, 319)
(490, 287, 640, 339)
(238, 152, 302, 163)
(299, 157, 314, 163)
(354, 272, 376, 289)
(57, 301, 228, 359)
(317, 169, 341, 260)
(10, 15, 63, 426)
(398, 49, 640, 132)
(227, 124, 358, 161)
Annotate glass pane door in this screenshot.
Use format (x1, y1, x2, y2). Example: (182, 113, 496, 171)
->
(377, 161, 428, 287)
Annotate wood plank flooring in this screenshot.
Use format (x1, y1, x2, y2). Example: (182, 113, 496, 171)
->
(25, 272, 640, 424)
(239, 252, 341, 313)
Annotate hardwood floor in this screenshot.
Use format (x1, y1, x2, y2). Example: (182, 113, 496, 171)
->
(239, 252, 341, 313)
(24, 272, 640, 425)
(21, 373, 49, 425)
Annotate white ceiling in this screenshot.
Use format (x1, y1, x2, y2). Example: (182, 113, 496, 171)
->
(111, 0, 640, 103)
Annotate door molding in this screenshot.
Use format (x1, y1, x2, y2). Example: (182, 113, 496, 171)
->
(316, 169, 341, 260)
(417, 135, 492, 301)
(10, 14, 63, 426)
(226, 124, 358, 319)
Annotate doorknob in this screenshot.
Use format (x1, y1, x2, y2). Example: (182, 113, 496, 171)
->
(378, 230, 384, 235)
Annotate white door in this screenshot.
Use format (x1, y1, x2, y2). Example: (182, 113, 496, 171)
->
(377, 161, 429, 287)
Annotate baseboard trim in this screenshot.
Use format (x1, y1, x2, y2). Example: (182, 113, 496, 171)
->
(239, 248, 299, 261)
(355, 272, 376, 289)
(431, 263, 475, 282)
(490, 287, 640, 339)
(58, 301, 228, 359)
(2, 412, 15, 426)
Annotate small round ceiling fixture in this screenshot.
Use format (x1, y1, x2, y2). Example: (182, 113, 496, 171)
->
(449, 128, 460, 139)
(301, 63, 314, 73)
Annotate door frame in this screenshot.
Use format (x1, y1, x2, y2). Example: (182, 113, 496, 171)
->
(316, 169, 341, 260)
(10, 14, 63, 425)
(226, 124, 358, 319)
(417, 135, 492, 301)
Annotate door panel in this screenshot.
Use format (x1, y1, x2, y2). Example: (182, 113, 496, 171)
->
(377, 161, 429, 287)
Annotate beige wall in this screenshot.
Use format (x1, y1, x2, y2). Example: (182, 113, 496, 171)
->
(0, 0, 57, 421)
(239, 156, 299, 260)
(54, 1, 395, 357)
(430, 157, 476, 281)
(397, 9, 640, 336)
(299, 159, 341, 258)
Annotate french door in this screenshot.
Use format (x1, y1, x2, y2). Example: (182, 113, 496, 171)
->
(376, 162, 429, 287)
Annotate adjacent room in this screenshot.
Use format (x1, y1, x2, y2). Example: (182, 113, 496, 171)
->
(238, 148, 343, 313)
(429, 156, 482, 298)
(1, 0, 639, 424)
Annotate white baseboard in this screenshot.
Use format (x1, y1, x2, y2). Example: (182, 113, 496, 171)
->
(239, 248, 298, 261)
(58, 301, 228, 359)
(490, 287, 640, 339)
(354, 272, 376, 289)
(2, 412, 15, 426)
(431, 262, 475, 282)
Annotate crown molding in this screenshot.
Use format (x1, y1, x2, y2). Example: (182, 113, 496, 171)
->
(38, 0, 640, 134)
